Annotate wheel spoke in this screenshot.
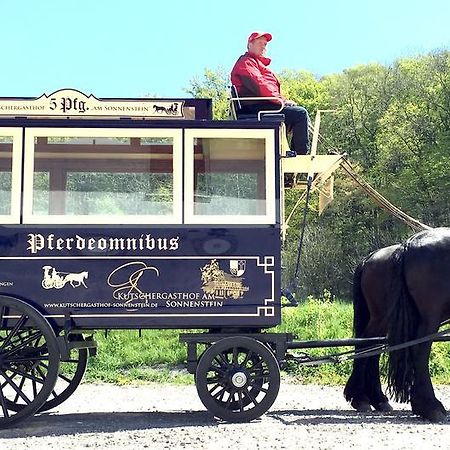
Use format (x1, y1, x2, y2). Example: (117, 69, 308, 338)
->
(0, 369, 32, 404)
(12, 376, 27, 403)
(212, 386, 227, 401)
(32, 374, 38, 398)
(64, 359, 81, 364)
(237, 390, 244, 412)
(7, 366, 45, 385)
(249, 358, 264, 372)
(57, 373, 72, 384)
(4, 331, 43, 357)
(35, 364, 48, 382)
(217, 388, 227, 402)
(6, 357, 50, 364)
(206, 374, 222, 384)
(249, 381, 268, 393)
(224, 389, 236, 409)
(216, 352, 230, 369)
(248, 367, 269, 380)
(243, 387, 258, 406)
(0, 388, 10, 418)
(0, 315, 28, 350)
(232, 347, 239, 365)
(208, 364, 226, 375)
(241, 350, 253, 367)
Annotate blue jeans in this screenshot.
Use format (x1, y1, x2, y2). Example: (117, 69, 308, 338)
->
(240, 103, 310, 154)
(281, 106, 309, 155)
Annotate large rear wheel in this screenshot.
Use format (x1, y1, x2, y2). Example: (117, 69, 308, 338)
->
(39, 338, 88, 412)
(0, 296, 59, 427)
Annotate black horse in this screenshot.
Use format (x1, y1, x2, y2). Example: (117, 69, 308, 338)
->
(344, 227, 450, 422)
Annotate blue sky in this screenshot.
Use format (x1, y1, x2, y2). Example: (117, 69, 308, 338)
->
(1, 0, 449, 99)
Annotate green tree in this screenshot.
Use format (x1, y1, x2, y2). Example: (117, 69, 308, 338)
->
(185, 67, 229, 119)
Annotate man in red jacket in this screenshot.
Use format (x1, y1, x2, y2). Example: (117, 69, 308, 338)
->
(231, 31, 310, 155)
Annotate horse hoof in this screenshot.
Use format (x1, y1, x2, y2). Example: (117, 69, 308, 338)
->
(413, 405, 447, 423)
(412, 399, 447, 422)
(373, 401, 393, 412)
(424, 409, 447, 423)
(351, 399, 372, 412)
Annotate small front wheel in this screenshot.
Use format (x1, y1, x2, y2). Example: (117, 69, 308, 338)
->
(195, 336, 280, 422)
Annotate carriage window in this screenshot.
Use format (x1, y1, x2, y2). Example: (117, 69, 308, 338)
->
(0, 137, 13, 215)
(23, 129, 182, 224)
(0, 129, 22, 224)
(184, 129, 276, 224)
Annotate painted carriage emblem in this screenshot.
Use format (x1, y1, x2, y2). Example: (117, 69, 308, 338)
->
(229, 260, 246, 277)
(200, 259, 249, 300)
(41, 265, 88, 289)
(107, 261, 160, 302)
(153, 102, 179, 115)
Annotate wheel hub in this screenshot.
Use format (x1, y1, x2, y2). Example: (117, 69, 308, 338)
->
(231, 371, 247, 388)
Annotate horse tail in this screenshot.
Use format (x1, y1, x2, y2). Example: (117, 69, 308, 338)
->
(387, 244, 419, 403)
(352, 258, 370, 338)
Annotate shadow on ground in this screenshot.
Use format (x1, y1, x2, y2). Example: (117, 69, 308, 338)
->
(2, 406, 446, 439)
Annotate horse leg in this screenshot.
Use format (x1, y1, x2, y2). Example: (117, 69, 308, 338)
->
(345, 321, 390, 412)
(365, 354, 392, 412)
(362, 320, 392, 412)
(410, 321, 447, 422)
(345, 355, 372, 412)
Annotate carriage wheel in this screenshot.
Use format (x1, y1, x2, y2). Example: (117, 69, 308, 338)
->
(39, 338, 88, 412)
(5, 337, 89, 413)
(0, 296, 59, 427)
(195, 336, 280, 422)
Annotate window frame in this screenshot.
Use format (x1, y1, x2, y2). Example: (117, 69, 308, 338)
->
(23, 127, 183, 224)
(184, 128, 276, 225)
(0, 127, 23, 224)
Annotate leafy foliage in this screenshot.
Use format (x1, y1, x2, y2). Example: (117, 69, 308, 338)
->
(185, 67, 230, 119)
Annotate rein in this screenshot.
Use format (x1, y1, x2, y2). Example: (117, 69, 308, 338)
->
(287, 326, 450, 366)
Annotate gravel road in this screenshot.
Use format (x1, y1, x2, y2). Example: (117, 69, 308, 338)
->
(0, 382, 449, 450)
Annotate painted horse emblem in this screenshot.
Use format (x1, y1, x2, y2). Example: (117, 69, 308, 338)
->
(41, 265, 88, 289)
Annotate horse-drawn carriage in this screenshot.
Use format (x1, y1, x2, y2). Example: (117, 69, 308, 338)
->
(0, 89, 448, 427)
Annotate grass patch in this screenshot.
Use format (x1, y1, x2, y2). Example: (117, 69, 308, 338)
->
(81, 296, 450, 385)
(272, 295, 354, 384)
(84, 329, 191, 384)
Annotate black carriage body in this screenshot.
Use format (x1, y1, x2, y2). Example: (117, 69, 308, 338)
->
(0, 94, 283, 330)
(0, 225, 280, 329)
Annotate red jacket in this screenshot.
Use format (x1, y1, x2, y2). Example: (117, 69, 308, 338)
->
(231, 52, 285, 104)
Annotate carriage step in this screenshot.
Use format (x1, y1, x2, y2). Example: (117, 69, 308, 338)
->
(57, 335, 98, 360)
(68, 338, 97, 351)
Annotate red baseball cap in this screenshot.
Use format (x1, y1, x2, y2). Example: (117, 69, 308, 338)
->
(247, 31, 272, 43)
